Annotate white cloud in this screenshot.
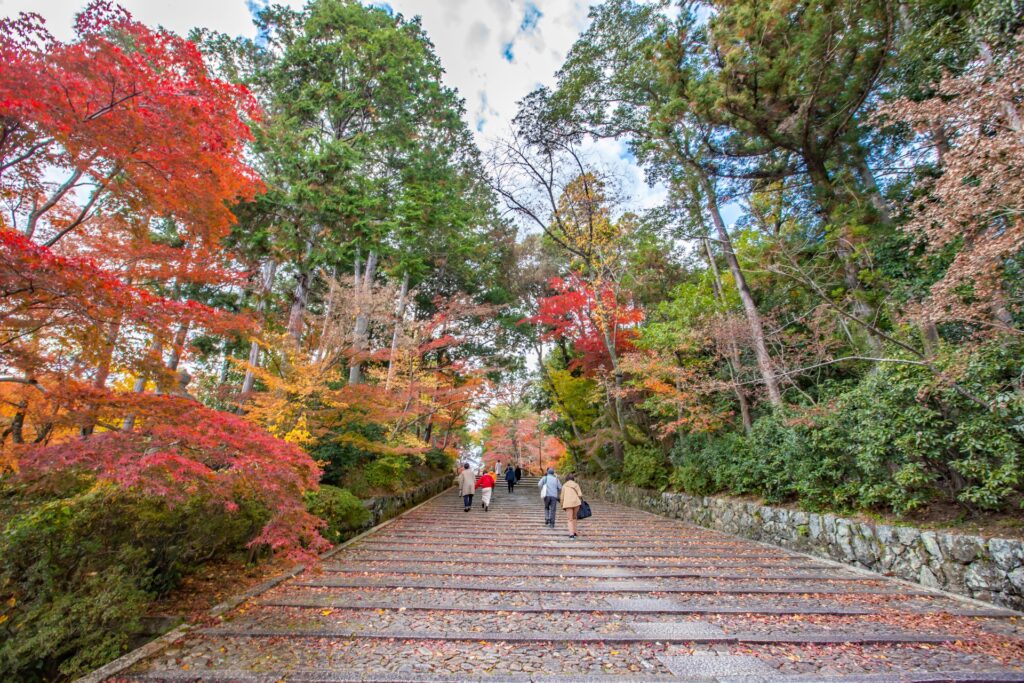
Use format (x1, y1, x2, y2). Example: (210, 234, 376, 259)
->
(0, 0, 258, 40)
(383, 1, 665, 214)
(11, 0, 666, 213)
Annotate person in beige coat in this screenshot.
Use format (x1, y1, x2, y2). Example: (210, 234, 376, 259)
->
(458, 463, 476, 512)
(560, 474, 584, 539)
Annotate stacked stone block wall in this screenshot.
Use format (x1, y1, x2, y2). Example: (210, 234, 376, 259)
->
(581, 479, 1024, 611)
(361, 475, 453, 529)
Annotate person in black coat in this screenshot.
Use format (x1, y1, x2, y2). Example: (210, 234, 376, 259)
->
(514, 465, 522, 482)
(504, 465, 516, 493)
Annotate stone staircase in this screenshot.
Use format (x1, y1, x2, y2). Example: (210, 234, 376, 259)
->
(99, 476, 1024, 682)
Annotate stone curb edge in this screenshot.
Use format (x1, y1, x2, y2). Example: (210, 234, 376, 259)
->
(100, 668, 1024, 683)
(193, 628, 970, 646)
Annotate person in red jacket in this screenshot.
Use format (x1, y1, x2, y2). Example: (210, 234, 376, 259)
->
(475, 470, 496, 511)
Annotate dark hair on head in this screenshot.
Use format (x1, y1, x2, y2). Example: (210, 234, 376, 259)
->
(565, 473, 575, 482)
(463, 463, 470, 469)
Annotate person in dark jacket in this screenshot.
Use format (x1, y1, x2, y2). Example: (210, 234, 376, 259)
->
(514, 465, 522, 482)
(504, 465, 516, 493)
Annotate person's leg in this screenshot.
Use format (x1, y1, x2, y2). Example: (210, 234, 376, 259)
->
(545, 497, 557, 526)
(482, 487, 492, 510)
(463, 494, 472, 511)
(567, 506, 578, 536)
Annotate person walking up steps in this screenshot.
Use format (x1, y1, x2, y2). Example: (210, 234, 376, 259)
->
(476, 469, 496, 511)
(504, 464, 516, 493)
(561, 474, 584, 539)
(458, 463, 476, 512)
(538, 467, 561, 528)
(514, 465, 522, 483)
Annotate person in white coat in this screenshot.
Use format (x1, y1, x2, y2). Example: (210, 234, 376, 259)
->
(458, 463, 476, 512)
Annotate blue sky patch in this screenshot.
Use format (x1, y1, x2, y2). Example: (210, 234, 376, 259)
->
(501, 42, 515, 62)
(476, 92, 490, 132)
(370, 1, 394, 15)
(246, 0, 269, 45)
(520, 3, 542, 33)
(245, 0, 268, 20)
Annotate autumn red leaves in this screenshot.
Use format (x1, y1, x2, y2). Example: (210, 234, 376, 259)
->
(0, 3, 321, 555)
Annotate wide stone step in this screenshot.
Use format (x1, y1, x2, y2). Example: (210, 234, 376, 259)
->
(110, 671, 1024, 683)
(254, 598, 880, 615)
(293, 576, 925, 595)
(324, 556, 832, 570)
(201, 605, 998, 644)
(105, 635, 1024, 682)
(255, 596, 1012, 618)
(372, 536, 770, 548)
(255, 585, 1014, 617)
(344, 547, 792, 559)
(320, 563, 868, 581)
(198, 626, 967, 646)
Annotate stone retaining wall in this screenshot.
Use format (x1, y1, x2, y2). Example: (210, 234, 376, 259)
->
(362, 475, 452, 529)
(581, 479, 1024, 611)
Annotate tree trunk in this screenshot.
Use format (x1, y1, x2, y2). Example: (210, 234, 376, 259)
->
(853, 154, 893, 227)
(536, 417, 543, 469)
(853, 151, 944, 349)
(931, 123, 952, 164)
(920, 318, 941, 356)
(702, 235, 753, 434)
(122, 338, 163, 431)
(314, 268, 339, 363)
(805, 155, 883, 354)
(349, 249, 377, 385)
(979, 41, 1024, 143)
(698, 173, 784, 406)
(286, 238, 316, 347)
(6, 399, 26, 444)
(80, 315, 123, 436)
(597, 323, 626, 430)
(385, 270, 410, 391)
(287, 269, 311, 346)
(241, 260, 278, 399)
(166, 321, 189, 374)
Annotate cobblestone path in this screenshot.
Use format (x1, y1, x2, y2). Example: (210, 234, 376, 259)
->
(106, 479, 1024, 682)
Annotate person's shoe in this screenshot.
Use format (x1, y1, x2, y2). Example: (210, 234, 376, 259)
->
(464, 507, 469, 512)
(569, 534, 577, 539)
(484, 504, 489, 511)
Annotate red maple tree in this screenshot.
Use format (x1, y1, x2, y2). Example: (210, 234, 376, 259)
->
(0, 3, 325, 556)
(526, 273, 644, 374)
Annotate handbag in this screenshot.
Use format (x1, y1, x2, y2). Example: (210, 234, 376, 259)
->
(577, 500, 592, 520)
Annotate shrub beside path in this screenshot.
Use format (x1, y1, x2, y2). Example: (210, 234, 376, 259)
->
(101, 477, 1024, 682)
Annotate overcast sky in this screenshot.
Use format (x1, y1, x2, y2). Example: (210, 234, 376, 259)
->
(6, 0, 668, 216)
